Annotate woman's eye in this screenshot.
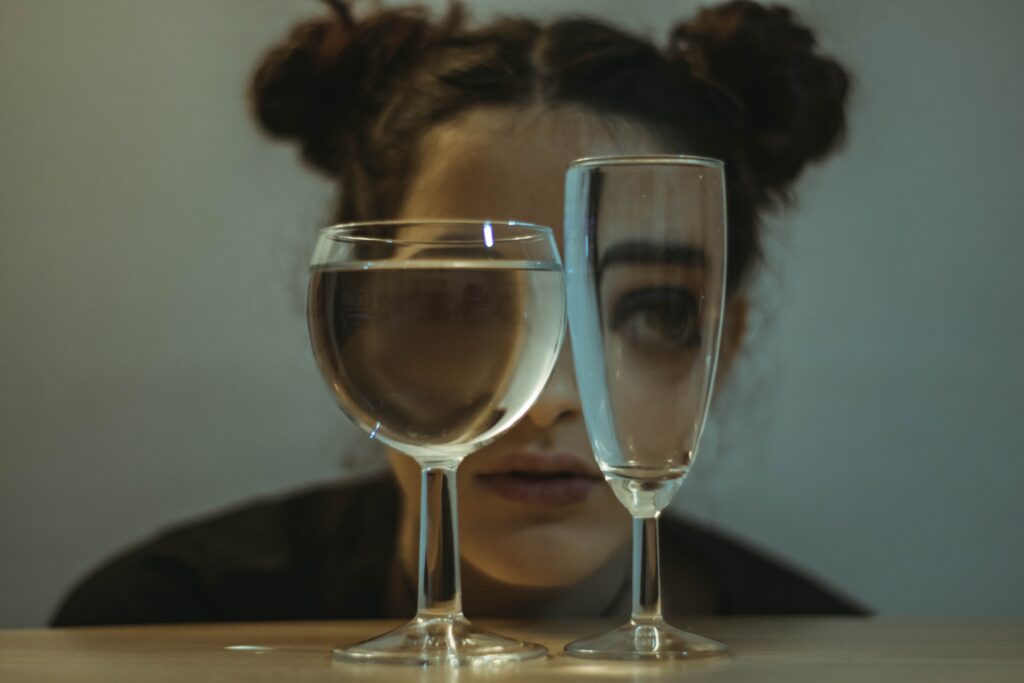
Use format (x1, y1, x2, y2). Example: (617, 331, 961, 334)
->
(609, 287, 701, 350)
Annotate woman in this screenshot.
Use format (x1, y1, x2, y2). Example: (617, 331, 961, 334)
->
(53, 0, 861, 625)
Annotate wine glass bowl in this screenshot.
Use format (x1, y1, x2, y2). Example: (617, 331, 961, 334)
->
(563, 156, 729, 659)
(307, 220, 565, 664)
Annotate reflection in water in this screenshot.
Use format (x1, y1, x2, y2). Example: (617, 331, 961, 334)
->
(312, 265, 526, 444)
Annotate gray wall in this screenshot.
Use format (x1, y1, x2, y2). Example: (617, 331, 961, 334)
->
(2, 0, 1022, 627)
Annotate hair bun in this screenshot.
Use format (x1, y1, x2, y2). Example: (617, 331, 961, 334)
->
(671, 0, 850, 193)
(250, 2, 451, 175)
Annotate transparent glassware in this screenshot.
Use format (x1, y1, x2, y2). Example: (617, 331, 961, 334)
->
(563, 157, 729, 659)
(307, 220, 565, 665)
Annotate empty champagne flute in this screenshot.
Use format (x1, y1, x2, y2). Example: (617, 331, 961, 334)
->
(307, 220, 565, 665)
(563, 156, 729, 659)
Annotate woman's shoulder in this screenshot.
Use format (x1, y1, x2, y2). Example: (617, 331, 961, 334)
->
(51, 473, 400, 626)
(661, 514, 868, 616)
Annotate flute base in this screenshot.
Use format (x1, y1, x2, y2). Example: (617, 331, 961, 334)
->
(565, 618, 728, 660)
(333, 613, 548, 666)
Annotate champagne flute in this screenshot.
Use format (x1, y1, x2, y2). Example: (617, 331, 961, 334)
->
(563, 156, 729, 659)
(307, 220, 564, 665)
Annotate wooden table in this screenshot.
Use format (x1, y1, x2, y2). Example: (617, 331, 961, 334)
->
(2, 618, 1023, 682)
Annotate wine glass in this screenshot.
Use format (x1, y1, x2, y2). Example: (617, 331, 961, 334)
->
(563, 156, 729, 659)
(307, 220, 565, 665)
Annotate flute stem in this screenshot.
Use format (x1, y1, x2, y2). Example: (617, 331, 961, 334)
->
(631, 514, 662, 623)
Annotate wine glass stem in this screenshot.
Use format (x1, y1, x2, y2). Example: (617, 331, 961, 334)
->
(417, 464, 463, 619)
(631, 514, 663, 622)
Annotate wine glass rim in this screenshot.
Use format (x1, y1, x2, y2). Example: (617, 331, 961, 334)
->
(317, 219, 554, 245)
(568, 154, 724, 169)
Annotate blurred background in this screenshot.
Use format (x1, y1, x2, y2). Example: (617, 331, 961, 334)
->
(2, 0, 1022, 627)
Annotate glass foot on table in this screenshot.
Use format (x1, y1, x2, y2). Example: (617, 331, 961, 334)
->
(565, 618, 728, 660)
(333, 613, 548, 666)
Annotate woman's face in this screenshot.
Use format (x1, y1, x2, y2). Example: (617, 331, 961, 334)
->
(387, 106, 713, 589)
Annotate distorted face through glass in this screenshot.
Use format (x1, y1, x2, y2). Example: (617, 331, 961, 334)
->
(312, 226, 530, 449)
(587, 162, 726, 482)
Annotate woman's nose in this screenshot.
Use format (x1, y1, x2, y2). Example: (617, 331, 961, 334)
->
(525, 346, 581, 429)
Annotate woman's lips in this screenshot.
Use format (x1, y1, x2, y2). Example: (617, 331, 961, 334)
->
(474, 451, 603, 505)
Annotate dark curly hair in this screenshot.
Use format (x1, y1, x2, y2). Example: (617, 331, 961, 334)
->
(250, 0, 850, 291)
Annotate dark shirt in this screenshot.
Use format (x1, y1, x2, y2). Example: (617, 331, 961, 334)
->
(52, 474, 865, 626)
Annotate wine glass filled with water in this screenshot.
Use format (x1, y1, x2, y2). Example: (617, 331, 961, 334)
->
(307, 220, 565, 665)
(563, 157, 729, 659)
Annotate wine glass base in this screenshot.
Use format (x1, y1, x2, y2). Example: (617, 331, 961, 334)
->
(333, 613, 548, 666)
(564, 618, 728, 660)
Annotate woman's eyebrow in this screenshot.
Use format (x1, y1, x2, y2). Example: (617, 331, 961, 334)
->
(599, 241, 708, 269)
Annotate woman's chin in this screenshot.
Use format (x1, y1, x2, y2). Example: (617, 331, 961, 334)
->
(462, 554, 609, 589)
(459, 519, 629, 589)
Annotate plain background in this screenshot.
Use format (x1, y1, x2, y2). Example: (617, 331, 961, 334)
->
(2, 0, 1022, 627)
